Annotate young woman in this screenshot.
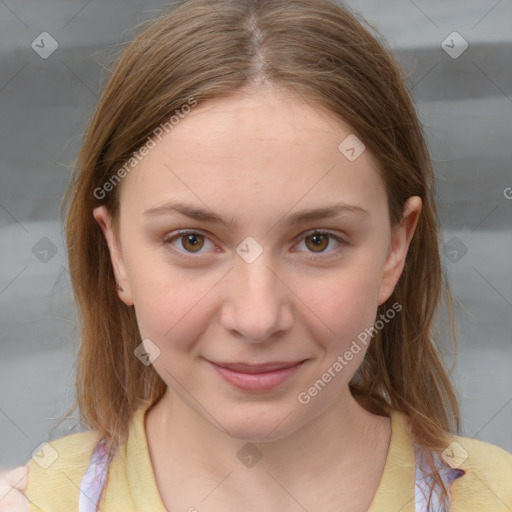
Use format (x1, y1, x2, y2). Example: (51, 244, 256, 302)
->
(2, 0, 511, 510)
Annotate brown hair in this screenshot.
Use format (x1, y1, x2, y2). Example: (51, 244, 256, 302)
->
(60, 0, 460, 504)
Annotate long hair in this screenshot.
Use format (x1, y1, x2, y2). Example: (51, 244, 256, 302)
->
(61, 0, 459, 503)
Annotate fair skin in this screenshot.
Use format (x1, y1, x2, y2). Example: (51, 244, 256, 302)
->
(0, 466, 28, 512)
(91, 86, 421, 511)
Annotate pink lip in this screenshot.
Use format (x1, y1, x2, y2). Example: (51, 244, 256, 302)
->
(208, 360, 306, 392)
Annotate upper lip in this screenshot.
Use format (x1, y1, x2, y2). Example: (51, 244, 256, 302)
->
(209, 360, 305, 374)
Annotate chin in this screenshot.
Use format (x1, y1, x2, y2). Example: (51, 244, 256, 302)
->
(213, 405, 303, 443)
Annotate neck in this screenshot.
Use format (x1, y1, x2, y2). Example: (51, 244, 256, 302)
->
(145, 386, 390, 492)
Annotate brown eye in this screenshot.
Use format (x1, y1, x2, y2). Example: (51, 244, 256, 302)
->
(180, 233, 205, 253)
(294, 230, 347, 259)
(305, 233, 329, 253)
(163, 230, 215, 257)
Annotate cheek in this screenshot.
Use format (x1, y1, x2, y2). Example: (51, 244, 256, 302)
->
(133, 274, 218, 348)
(131, 275, 217, 385)
(122, 238, 216, 349)
(299, 259, 383, 349)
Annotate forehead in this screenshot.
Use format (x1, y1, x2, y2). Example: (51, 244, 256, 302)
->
(118, 88, 386, 222)
(161, 88, 364, 157)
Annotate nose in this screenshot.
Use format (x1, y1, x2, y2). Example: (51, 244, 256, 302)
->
(220, 258, 294, 343)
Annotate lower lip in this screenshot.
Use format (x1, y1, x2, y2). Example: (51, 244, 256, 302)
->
(209, 361, 305, 392)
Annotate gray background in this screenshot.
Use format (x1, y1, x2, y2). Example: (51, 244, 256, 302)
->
(1, 0, 511, 470)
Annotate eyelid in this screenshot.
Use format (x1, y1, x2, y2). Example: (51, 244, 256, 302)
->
(291, 229, 348, 259)
(293, 228, 347, 244)
(162, 229, 218, 257)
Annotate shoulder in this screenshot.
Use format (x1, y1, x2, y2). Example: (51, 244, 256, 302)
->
(447, 434, 512, 510)
(24, 429, 102, 512)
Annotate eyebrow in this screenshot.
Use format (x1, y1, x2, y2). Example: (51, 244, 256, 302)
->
(143, 199, 369, 229)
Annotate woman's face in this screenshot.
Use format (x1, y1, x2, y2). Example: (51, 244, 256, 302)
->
(94, 87, 420, 441)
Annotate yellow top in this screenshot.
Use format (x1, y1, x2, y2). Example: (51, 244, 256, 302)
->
(24, 404, 512, 511)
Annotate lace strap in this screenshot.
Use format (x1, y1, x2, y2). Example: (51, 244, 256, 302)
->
(78, 438, 113, 512)
(414, 444, 465, 511)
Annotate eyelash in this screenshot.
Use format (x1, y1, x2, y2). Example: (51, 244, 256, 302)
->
(162, 229, 348, 261)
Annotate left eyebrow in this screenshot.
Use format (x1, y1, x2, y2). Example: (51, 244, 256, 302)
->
(143, 199, 369, 230)
(285, 203, 369, 225)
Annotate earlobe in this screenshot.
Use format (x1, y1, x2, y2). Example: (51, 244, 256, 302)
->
(377, 196, 422, 305)
(92, 206, 134, 305)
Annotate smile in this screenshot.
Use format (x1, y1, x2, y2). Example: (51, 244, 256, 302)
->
(207, 360, 306, 392)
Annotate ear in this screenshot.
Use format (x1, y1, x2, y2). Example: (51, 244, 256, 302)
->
(377, 196, 422, 305)
(92, 205, 134, 306)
